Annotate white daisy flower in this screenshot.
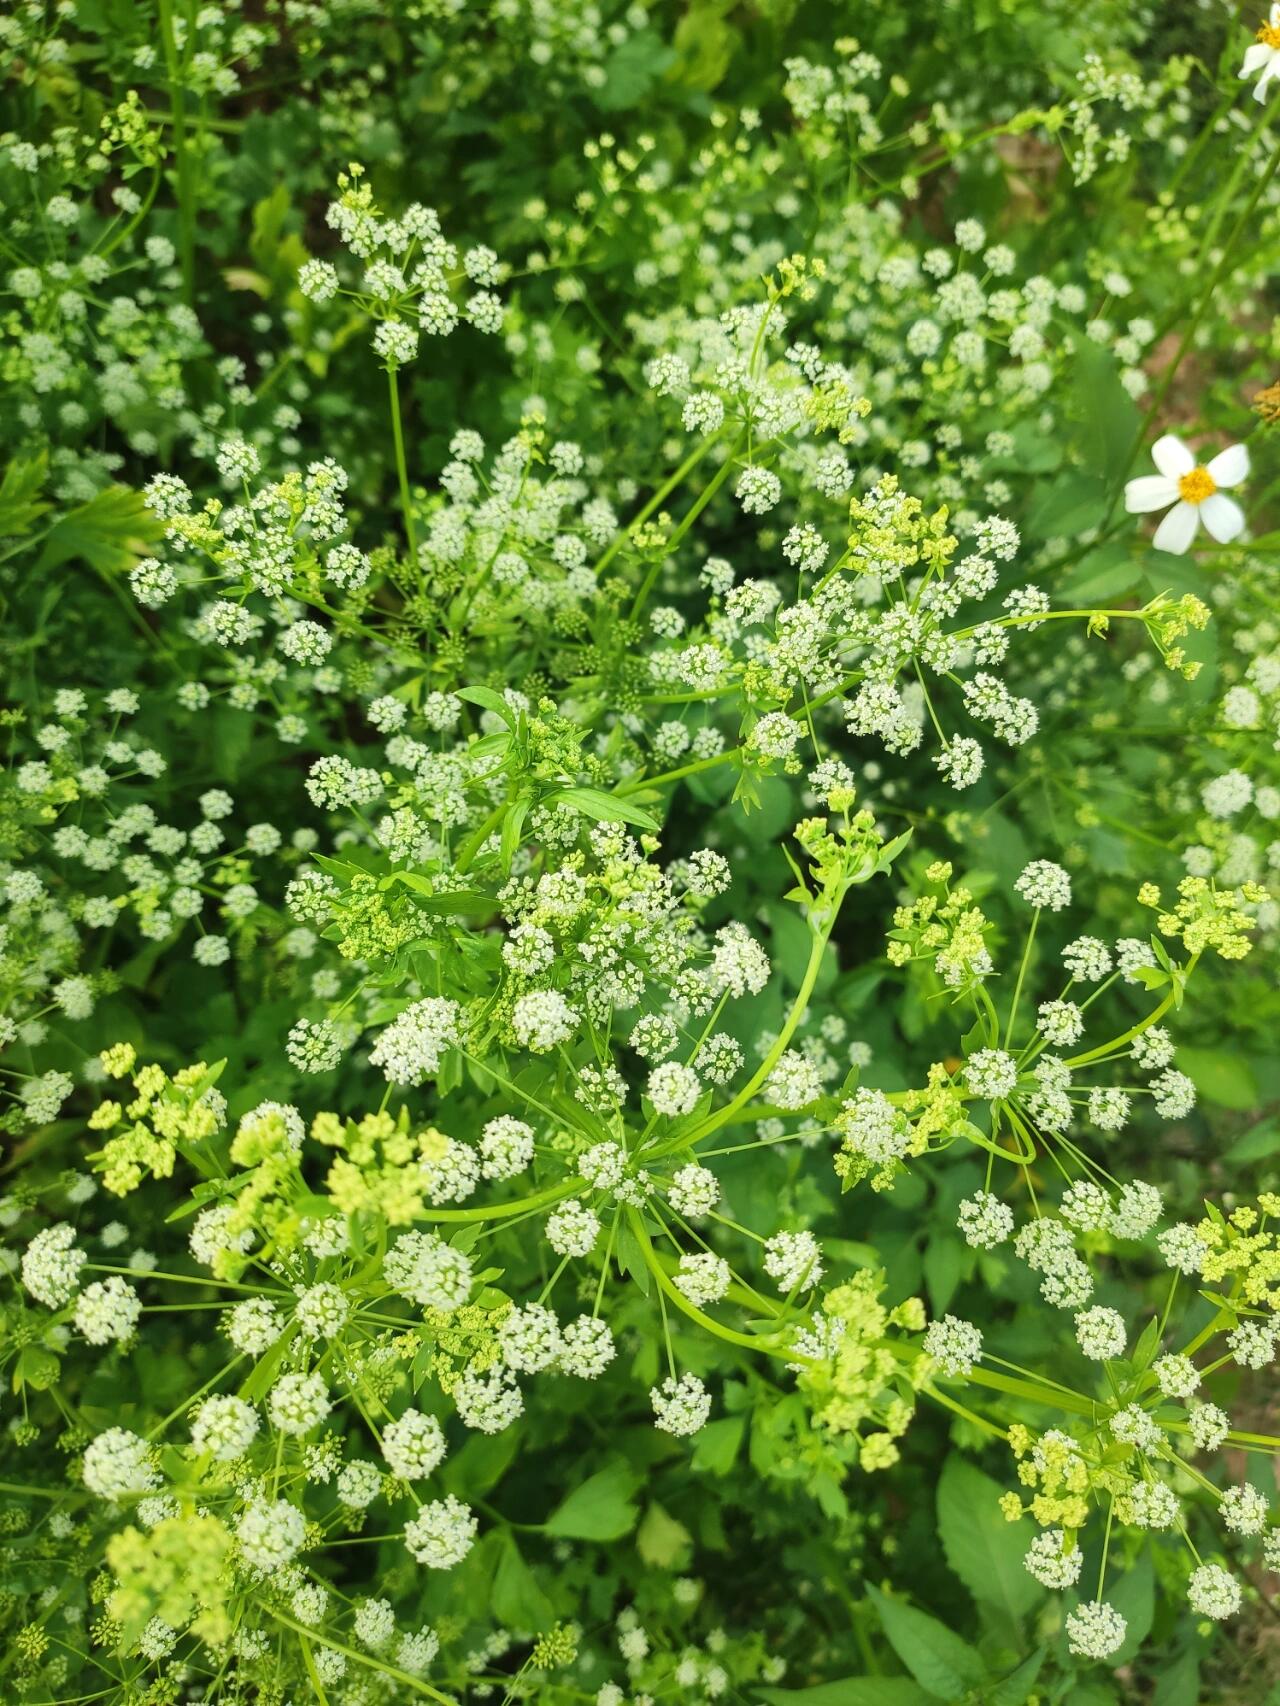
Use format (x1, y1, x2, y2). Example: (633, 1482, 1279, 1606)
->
(1240, 7, 1280, 102)
(1124, 434, 1248, 555)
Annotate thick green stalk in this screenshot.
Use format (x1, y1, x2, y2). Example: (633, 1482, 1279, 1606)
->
(625, 1207, 807, 1362)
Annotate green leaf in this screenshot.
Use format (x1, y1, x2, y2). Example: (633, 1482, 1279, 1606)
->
(1152, 1649, 1200, 1706)
(936, 1456, 1041, 1622)
(545, 785, 659, 832)
(615, 1219, 651, 1295)
(442, 1425, 521, 1502)
(593, 28, 677, 110)
(456, 685, 516, 727)
(311, 852, 369, 882)
(490, 1532, 554, 1631)
(757, 1683, 932, 1706)
(636, 1501, 692, 1569)
(1177, 1046, 1258, 1111)
(35, 484, 163, 575)
(543, 1460, 641, 1541)
(247, 182, 310, 295)
(866, 1585, 985, 1701)
(0, 452, 50, 538)
(1129, 1315, 1161, 1374)
(1059, 544, 1141, 605)
(14, 1345, 61, 1392)
(873, 829, 914, 877)
(923, 1235, 963, 1315)
(501, 797, 531, 875)
(1104, 1546, 1154, 1662)
(669, 0, 736, 92)
(1224, 1119, 1280, 1162)
(386, 874, 495, 915)
(1025, 472, 1106, 542)
(1066, 341, 1140, 482)
(989, 1646, 1045, 1706)
(690, 1414, 745, 1476)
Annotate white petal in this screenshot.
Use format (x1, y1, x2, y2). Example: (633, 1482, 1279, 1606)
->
(1206, 443, 1249, 488)
(1152, 501, 1200, 556)
(1241, 43, 1272, 74)
(1200, 493, 1245, 543)
(1151, 434, 1194, 478)
(1124, 476, 1179, 514)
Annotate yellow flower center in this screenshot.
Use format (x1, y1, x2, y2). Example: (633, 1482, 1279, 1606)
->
(1258, 22, 1280, 46)
(1177, 466, 1217, 505)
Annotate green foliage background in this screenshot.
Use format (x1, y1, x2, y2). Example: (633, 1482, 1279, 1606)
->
(1, 3, 1279, 1705)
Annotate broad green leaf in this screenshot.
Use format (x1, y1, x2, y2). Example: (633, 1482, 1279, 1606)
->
(501, 797, 531, 874)
(923, 1235, 963, 1315)
(442, 1425, 521, 1503)
(386, 873, 494, 914)
(490, 1532, 554, 1631)
(636, 1501, 692, 1569)
(757, 1683, 932, 1706)
(989, 1646, 1045, 1706)
(669, 0, 736, 92)
(1105, 1546, 1154, 1662)
(456, 685, 516, 726)
(1224, 1119, 1280, 1161)
(543, 1460, 640, 1541)
(936, 1456, 1042, 1622)
(15, 1345, 61, 1392)
(615, 1218, 651, 1295)
(1025, 472, 1106, 542)
(1066, 341, 1139, 482)
(1152, 1649, 1200, 1706)
(248, 182, 310, 294)
(35, 484, 163, 575)
(866, 1585, 985, 1702)
(1129, 1315, 1161, 1374)
(690, 1414, 744, 1476)
(1176, 1046, 1258, 1111)
(546, 785, 659, 831)
(1059, 544, 1141, 605)
(593, 28, 677, 110)
(0, 452, 50, 537)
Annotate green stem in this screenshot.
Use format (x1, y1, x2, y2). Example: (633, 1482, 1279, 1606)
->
(593, 430, 725, 581)
(616, 749, 739, 798)
(628, 430, 749, 623)
(415, 1179, 580, 1224)
(624, 1208, 805, 1362)
(1063, 961, 1195, 1070)
(267, 1609, 455, 1704)
(679, 918, 833, 1151)
(1004, 907, 1039, 1048)
(156, 0, 195, 304)
(387, 365, 419, 572)
(454, 803, 504, 873)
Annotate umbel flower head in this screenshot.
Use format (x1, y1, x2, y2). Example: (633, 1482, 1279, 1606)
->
(1241, 6, 1280, 102)
(1124, 435, 1248, 554)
